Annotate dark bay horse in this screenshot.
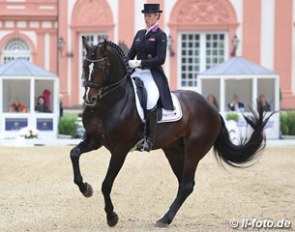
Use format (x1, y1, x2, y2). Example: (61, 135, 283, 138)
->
(70, 37, 273, 227)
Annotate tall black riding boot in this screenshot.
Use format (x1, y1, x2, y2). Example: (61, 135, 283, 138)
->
(138, 106, 157, 152)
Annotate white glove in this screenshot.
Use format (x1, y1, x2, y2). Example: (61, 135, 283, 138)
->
(128, 60, 141, 69)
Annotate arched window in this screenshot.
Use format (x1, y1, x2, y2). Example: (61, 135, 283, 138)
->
(2, 38, 31, 63)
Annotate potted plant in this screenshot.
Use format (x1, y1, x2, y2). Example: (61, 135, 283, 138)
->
(224, 112, 240, 145)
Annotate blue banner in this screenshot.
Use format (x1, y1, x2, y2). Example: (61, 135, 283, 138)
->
(37, 118, 53, 131)
(5, 118, 28, 131)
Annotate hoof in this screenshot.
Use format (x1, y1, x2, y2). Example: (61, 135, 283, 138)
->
(82, 183, 93, 198)
(107, 212, 119, 227)
(155, 218, 170, 228)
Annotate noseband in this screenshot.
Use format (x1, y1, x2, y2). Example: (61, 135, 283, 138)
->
(83, 56, 126, 99)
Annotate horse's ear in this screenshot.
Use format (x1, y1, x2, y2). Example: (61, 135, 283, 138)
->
(82, 36, 91, 53)
(100, 39, 108, 53)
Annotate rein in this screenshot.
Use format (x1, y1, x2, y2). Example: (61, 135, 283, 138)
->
(84, 74, 127, 99)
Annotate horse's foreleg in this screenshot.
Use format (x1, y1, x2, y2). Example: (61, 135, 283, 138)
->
(70, 137, 101, 197)
(101, 152, 127, 227)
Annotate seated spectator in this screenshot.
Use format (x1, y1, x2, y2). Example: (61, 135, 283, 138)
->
(257, 94, 271, 112)
(228, 94, 245, 112)
(35, 95, 51, 113)
(9, 97, 27, 112)
(207, 94, 219, 111)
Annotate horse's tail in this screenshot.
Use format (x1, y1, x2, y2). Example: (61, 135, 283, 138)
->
(213, 107, 275, 168)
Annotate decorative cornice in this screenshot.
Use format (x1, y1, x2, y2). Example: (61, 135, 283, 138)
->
(72, 0, 113, 27)
(0, 15, 57, 21)
(171, 0, 237, 25)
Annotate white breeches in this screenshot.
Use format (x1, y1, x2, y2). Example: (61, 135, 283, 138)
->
(131, 68, 160, 110)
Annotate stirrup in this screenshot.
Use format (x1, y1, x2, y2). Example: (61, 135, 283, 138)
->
(137, 138, 153, 152)
(136, 139, 145, 151)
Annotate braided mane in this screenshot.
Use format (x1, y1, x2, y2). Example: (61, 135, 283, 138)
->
(106, 40, 129, 74)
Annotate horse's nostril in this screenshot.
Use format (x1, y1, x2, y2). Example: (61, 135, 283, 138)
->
(91, 96, 97, 103)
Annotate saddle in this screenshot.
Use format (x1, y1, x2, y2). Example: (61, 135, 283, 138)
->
(130, 76, 182, 123)
(130, 76, 182, 152)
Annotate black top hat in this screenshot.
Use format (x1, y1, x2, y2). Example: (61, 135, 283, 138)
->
(141, 4, 162, 13)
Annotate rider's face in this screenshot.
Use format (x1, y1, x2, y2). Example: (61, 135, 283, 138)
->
(144, 13, 159, 28)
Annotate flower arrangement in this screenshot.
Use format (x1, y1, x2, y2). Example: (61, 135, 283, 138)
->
(19, 127, 39, 139)
(225, 112, 240, 122)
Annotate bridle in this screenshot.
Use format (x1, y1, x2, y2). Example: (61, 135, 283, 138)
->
(83, 54, 127, 99)
(84, 56, 107, 63)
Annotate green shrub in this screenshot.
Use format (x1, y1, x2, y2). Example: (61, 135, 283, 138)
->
(225, 112, 240, 122)
(280, 111, 295, 135)
(58, 113, 78, 137)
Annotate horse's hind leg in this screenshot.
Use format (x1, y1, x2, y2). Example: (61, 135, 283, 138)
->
(70, 137, 101, 197)
(156, 143, 206, 227)
(163, 144, 185, 185)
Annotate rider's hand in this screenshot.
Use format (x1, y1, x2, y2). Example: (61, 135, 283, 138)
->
(128, 60, 141, 69)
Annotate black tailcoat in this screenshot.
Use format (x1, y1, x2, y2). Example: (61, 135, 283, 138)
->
(127, 26, 174, 110)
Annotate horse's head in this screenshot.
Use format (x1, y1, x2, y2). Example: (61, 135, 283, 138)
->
(82, 37, 127, 106)
(82, 37, 110, 106)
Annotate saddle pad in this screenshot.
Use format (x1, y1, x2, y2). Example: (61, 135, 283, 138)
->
(130, 77, 182, 123)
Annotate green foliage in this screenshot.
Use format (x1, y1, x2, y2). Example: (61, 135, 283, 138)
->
(225, 112, 240, 122)
(280, 111, 295, 135)
(58, 113, 78, 137)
